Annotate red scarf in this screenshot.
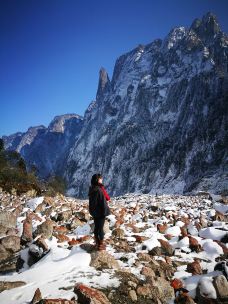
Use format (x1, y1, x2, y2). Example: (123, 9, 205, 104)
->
(99, 184, 110, 202)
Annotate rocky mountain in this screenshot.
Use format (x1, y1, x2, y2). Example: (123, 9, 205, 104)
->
(64, 12, 228, 198)
(2, 114, 83, 178)
(2, 12, 228, 198)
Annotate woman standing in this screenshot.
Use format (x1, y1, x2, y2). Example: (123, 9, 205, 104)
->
(88, 173, 111, 250)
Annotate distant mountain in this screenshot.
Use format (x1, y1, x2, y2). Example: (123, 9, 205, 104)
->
(2, 114, 83, 178)
(3, 12, 228, 198)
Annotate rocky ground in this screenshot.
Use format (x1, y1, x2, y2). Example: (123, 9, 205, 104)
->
(0, 187, 227, 304)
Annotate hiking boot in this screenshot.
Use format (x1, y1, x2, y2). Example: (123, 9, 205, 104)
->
(98, 239, 106, 251)
(93, 236, 99, 249)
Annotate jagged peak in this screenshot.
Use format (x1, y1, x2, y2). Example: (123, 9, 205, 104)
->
(96, 67, 111, 101)
(190, 11, 221, 40)
(202, 12, 219, 26)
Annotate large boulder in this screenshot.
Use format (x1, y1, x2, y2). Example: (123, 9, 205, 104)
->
(74, 283, 111, 304)
(21, 215, 33, 244)
(136, 277, 174, 302)
(0, 235, 21, 273)
(213, 275, 228, 299)
(0, 280, 26, 293)
(90, 251, 120, 270)
(33, 219, 54, 239)
(0, 211, 17, 228)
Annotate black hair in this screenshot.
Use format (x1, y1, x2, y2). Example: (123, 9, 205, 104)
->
(90, 173, 102, 186)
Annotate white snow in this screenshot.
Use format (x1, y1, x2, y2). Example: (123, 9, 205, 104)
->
(0, 237, 91, 303)
(213, 202, 228, 214)
(199, 227, 227, 241)
(165, 225, 181, 237)
(202, 240, 224, 260)
(26, 197, 44, 211)
(198, 276, 217, 299)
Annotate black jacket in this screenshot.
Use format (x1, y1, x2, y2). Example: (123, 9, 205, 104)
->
(88, 185, 111, 218)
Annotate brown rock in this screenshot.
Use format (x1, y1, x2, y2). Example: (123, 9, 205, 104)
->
(68, 238, 80, 246)
(0, 235, 20, 254)
(214, 240, 228, 254)
(114, 219, 123, 228)
(0, 280, 26, 293)
(180, 226, 188, 237)
(57, 210, 72, 222)
(157, 223, 168, 233)
(34, 202, 46, 213)
(136, 277, 174, 302)
(213, 275, 228, 299)
(189, 236, 203, 253)
(165, 256, 172, 265)
(186, 260, 202, 275)
(149, 239, 174, 256)
(0, 255, 20, 273)
(53, 233, 70, 243)
(53, 226, 69, 234)
(164, 234, 173, 240)
(136, 283, 151, 297)
(74, 283, 110, 304)
(170, 278, 184, 290)
(112, 228, 125, 239)
(149, 259, 175, 280)
(34, 236, 49, 251)
(74, 211, 90, 222)
(132, 235, 148, 243)
(214, 211, 228, 222)
(21, 215, 33, 243)
(0, 211, 17, 228)
(90, 251, 120, 270)
(34, 219, 54, 239)
(137, 252, 153, 262)
(141, 266, 155, 278)
(80, 243, 96, 253)
(31, 287, 42, 304)
(43, 196, 55, 206)
(180, 216, 190, 226)
(69, 218, 84, 230)
(113, 239, 132, 253)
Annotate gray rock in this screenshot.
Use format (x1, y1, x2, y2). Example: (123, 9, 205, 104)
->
(0, 280, 26, 293)
(33, 219, 54, 239)
(0, 211, 17, 229)
(213, 275, 228, 299)
(90, 251, 120, 270)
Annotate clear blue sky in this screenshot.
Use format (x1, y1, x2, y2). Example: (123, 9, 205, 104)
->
(1, 0, 228, 137)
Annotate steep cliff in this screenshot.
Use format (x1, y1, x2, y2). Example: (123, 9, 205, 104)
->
(65, 12, 228, 197)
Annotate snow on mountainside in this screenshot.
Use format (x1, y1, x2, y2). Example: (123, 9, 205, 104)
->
(65, 12, 228, 198)
(2, 114, 83, 178)
(2, 12, 228, 198)
(0, 190, 227, 303)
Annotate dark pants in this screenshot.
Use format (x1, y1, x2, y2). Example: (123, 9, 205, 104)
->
(93, 217, 105, 240)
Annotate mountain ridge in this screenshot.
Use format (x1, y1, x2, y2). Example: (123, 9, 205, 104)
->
(2, 11, 228, 197)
